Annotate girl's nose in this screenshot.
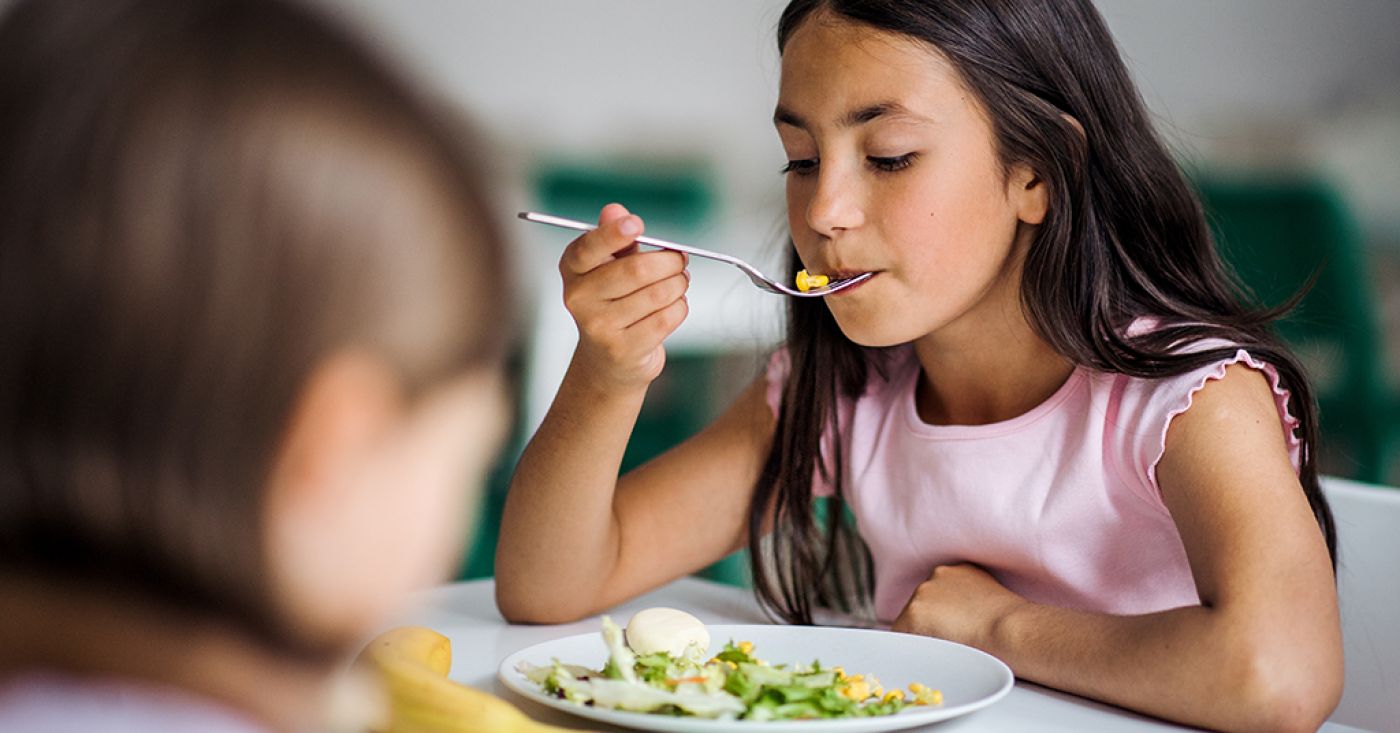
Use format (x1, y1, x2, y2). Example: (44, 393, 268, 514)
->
(805, 168, 865, 237)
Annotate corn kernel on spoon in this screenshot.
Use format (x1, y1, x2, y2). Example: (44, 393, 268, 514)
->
(518, 211, 872, 298)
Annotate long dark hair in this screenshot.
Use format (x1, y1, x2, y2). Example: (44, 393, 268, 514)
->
(0, 0, 507, 655)
(748, 0, 1336, 624)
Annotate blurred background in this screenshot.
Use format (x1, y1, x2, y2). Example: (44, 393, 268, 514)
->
(9, 0, 1380, 579)
(299, 0, 1400, 580)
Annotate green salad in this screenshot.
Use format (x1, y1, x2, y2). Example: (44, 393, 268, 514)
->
(516, 617, 942, 721)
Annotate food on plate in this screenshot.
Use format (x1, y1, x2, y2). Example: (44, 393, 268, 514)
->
(516, 613, 943, 721)
(625, 607, 710, 659)
(358, 625, 573, 733)
(795, 269, 829, 292)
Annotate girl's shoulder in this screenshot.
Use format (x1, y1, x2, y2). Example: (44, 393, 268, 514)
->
(1101, 318, 1303, 502)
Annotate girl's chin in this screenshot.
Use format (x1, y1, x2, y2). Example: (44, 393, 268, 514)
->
(823, 284, 938, 347)
(828, 312, 921, 348)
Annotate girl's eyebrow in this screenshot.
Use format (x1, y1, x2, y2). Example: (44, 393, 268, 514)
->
(773, 101, 930, 130)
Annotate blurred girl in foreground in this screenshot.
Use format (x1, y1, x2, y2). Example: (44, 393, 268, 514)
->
(0, 0, 510, 730)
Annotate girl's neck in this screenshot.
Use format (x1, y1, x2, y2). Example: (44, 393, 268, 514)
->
(0, 573, 378, 733)
(912, 307, 1074, 427)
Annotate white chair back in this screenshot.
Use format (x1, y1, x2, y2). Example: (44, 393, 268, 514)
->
(1323, 476, 1400, 732)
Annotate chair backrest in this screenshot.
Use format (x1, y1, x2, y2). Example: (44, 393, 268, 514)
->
(1197, 177, 1379, 391)
(1196, 177, 1391, 481)
(1321, 476, 1400, 730)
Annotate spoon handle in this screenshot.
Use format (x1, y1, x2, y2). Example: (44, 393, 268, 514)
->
(517, 211, 743, 267)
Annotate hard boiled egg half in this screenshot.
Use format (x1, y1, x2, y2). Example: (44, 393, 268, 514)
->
(624, 607, 710, 660)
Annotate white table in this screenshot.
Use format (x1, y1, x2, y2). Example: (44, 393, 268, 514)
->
(402, 577, 1367, 732)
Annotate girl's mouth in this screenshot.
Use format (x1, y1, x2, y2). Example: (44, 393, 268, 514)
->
(828, 271, 877, 295)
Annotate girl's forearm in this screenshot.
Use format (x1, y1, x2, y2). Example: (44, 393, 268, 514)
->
(494, 352, 648, 623)
(990, 602, 1335, 733)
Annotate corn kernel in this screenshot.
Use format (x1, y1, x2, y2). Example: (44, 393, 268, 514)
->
(908, 683, 943, 706)
(832, 666, 846, 680)
(882, 690, 905, 704)
(841, 680, 871, 701)
(794, 269, 829, 292)
(738, 641, 754, 655)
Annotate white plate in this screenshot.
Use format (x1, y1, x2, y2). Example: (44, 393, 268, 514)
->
(497, 624, 1013, 733)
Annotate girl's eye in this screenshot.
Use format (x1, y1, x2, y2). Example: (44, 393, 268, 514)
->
(780, 158, 818, 176)
(868, 153, 918, 173)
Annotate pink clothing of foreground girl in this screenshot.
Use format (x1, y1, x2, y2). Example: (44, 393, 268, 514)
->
(0, 674, 266, 733)
(766, 339, 1302, 623)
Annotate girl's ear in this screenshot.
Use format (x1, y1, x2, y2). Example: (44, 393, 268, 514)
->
(1013, 113, 1083, 227)
(267, 352, 402, 500)
(1010, 163, 1049, 226)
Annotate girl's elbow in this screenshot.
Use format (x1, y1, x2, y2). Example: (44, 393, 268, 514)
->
(1227, 642, 1342, 733)
(493, 589, 540, 624)
(493, 576, 594, 625)
(1240, 691, 1338, 733)
(495, 584, 561, 624)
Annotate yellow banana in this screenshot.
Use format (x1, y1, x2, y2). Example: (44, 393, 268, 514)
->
(357, 626, 572, 733)
(359, 626, 453, 677)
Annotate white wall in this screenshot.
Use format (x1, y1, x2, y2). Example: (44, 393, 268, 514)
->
(1104, 0, 1400, 133)
(321, 0, 1400, 240)
(1101, 1, 1400, 238)
(320, 1, 792, 233)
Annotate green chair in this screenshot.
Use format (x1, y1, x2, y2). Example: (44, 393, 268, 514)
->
(459, 346, 529, 580)
(1195, 175, 1397, 483)
(459, 452, 515, 580)
(533, 159, 714, 234)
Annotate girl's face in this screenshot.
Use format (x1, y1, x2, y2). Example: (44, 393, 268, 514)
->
(266, 359, 508, 647)
(777, 16, 1046, 348)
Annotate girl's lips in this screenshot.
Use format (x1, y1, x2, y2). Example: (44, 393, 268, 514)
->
(828, 271, 877, 295)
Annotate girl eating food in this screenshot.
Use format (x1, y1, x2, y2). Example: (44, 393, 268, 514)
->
(496, 1, 1342, 730)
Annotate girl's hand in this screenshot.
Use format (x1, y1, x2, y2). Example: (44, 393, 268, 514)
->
(891, 563, 1028, 652)
(559, 203, 689, 389)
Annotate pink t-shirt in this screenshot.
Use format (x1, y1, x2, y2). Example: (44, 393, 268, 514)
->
(764, 341, 1300, 624)
(0, 673, 268, 733)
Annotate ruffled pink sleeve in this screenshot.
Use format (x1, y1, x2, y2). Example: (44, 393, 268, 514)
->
(763, 348, 836, 498)
(1112, 349, 1303, 506)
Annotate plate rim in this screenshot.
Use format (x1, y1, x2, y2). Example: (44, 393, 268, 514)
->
(496, 623, 1014, 733)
